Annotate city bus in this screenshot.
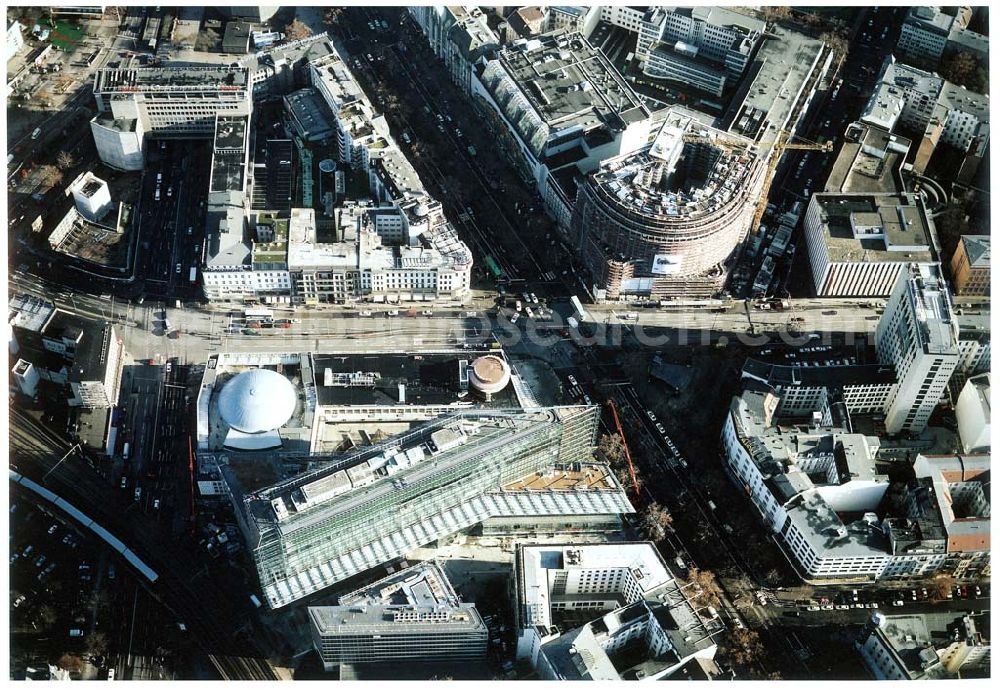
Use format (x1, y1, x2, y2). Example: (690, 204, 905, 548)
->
(484, 255, 503, 280)
(243, 308, 274, 322)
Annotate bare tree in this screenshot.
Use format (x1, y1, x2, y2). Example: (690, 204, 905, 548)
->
(641, 501, 674, 542)
(597, 433, 626, 467)
(932, 573, 957, 601)
(820, 30, 849, 59)
(323, 7, 345, 28)
(56, 150, 76, 171)
(57, 654, 84, 673)
(284, 19, 312, 41)
(85, 632, 109, 659)
(38, 164, 64, 188)
(939, 51, 986, 92)
(684, 567, 723, 608)
(761, 7, 792, 23)
(720, 627, 765, 668)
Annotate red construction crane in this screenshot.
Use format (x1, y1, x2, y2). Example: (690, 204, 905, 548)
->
(606, 399, 641, 500)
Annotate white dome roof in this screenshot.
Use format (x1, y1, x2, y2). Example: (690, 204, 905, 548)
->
(218, 369, 297, 434)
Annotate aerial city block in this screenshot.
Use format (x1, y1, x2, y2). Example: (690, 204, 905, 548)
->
(7, 4, 991, 682)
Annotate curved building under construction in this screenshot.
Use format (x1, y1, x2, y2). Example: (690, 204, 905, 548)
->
(573, 112, 763, 301)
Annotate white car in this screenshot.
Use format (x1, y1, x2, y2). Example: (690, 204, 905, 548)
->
(567, 375, 578, 386)
(421, 310, 433, 316)
(647, 411, 657, 422)
(360, 310, 373, 316)
(655, 423, 666, 434)
(386, 310, 399, 316)
(525, 307, 534, 319)
(153, 499, 161, 510)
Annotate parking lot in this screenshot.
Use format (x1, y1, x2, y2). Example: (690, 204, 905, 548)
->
(9, 492, 111, 679)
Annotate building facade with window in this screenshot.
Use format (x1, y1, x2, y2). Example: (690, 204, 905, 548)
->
(875, 263, 959, 435)
(236, 405, 634, 608)
(309, 561, 487, 671)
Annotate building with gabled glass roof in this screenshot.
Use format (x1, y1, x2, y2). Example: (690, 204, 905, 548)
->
(233, 405, 634, 608)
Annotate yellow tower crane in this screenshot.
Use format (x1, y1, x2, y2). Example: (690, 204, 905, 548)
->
(750, 130, 833, 234)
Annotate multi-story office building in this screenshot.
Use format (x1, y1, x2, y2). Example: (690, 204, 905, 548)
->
(547, 6, 602, 35)
(721, 385, 894, 583)
(235, 405, 633, 608)
(875, 264, 959, 435)
(802, 192, 939, 297)
(910, 453, 991, 580)
(68, 324, 124, 409)
(635, 7, 764, 96)
(952, 311, 990, 392)
(596, 6, 645, 34)
(856, 612, 990, 680)
(949, 235, 990, 297)
(741, 358, 898, 419)
(471, 32, 651, 230)
(408, 7, 499, 97)
(514, 542, 722, 680)
(895, 6, 958, 66)
(200, 38, 473, 305)
(91, 65, 251, 169)
(895, 6, 986, 70)
(573, 113, 762, 301)
(8, 293, 123, 409)
(824, 122, 911, 195)
(309, 561, 487, 671)
(721, 384, 990, 584)
(862, 56, 989, 182)
(195, 349, 530, 454)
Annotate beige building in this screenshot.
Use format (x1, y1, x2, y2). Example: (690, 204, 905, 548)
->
(949, 235, 990, 297)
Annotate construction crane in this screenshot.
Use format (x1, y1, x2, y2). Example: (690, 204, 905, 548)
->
(605, 400, 641, 500)
(749, 129, 833, 235)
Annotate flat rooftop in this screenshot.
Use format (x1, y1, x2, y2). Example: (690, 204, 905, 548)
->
(809, 193, 937, 264)
(826, 123, 909, 194)
(69, 323, 115, 383)
(284, 87, 337, 140)
(94, 65, 249, 93)
(9, 293, 55, 333)
(210, 115, 248, 193)
(901, 263, 958, 355)
(742, 359, 897, 388)
(309, 601, 484, 637)
(726, 24, 824, 147)
(313, 352, 520, 409)
(904, 6, 954, 33)
(496, 32, 648, 134)
(338, 560, 459, 608)
(503, 464, 618, 492)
